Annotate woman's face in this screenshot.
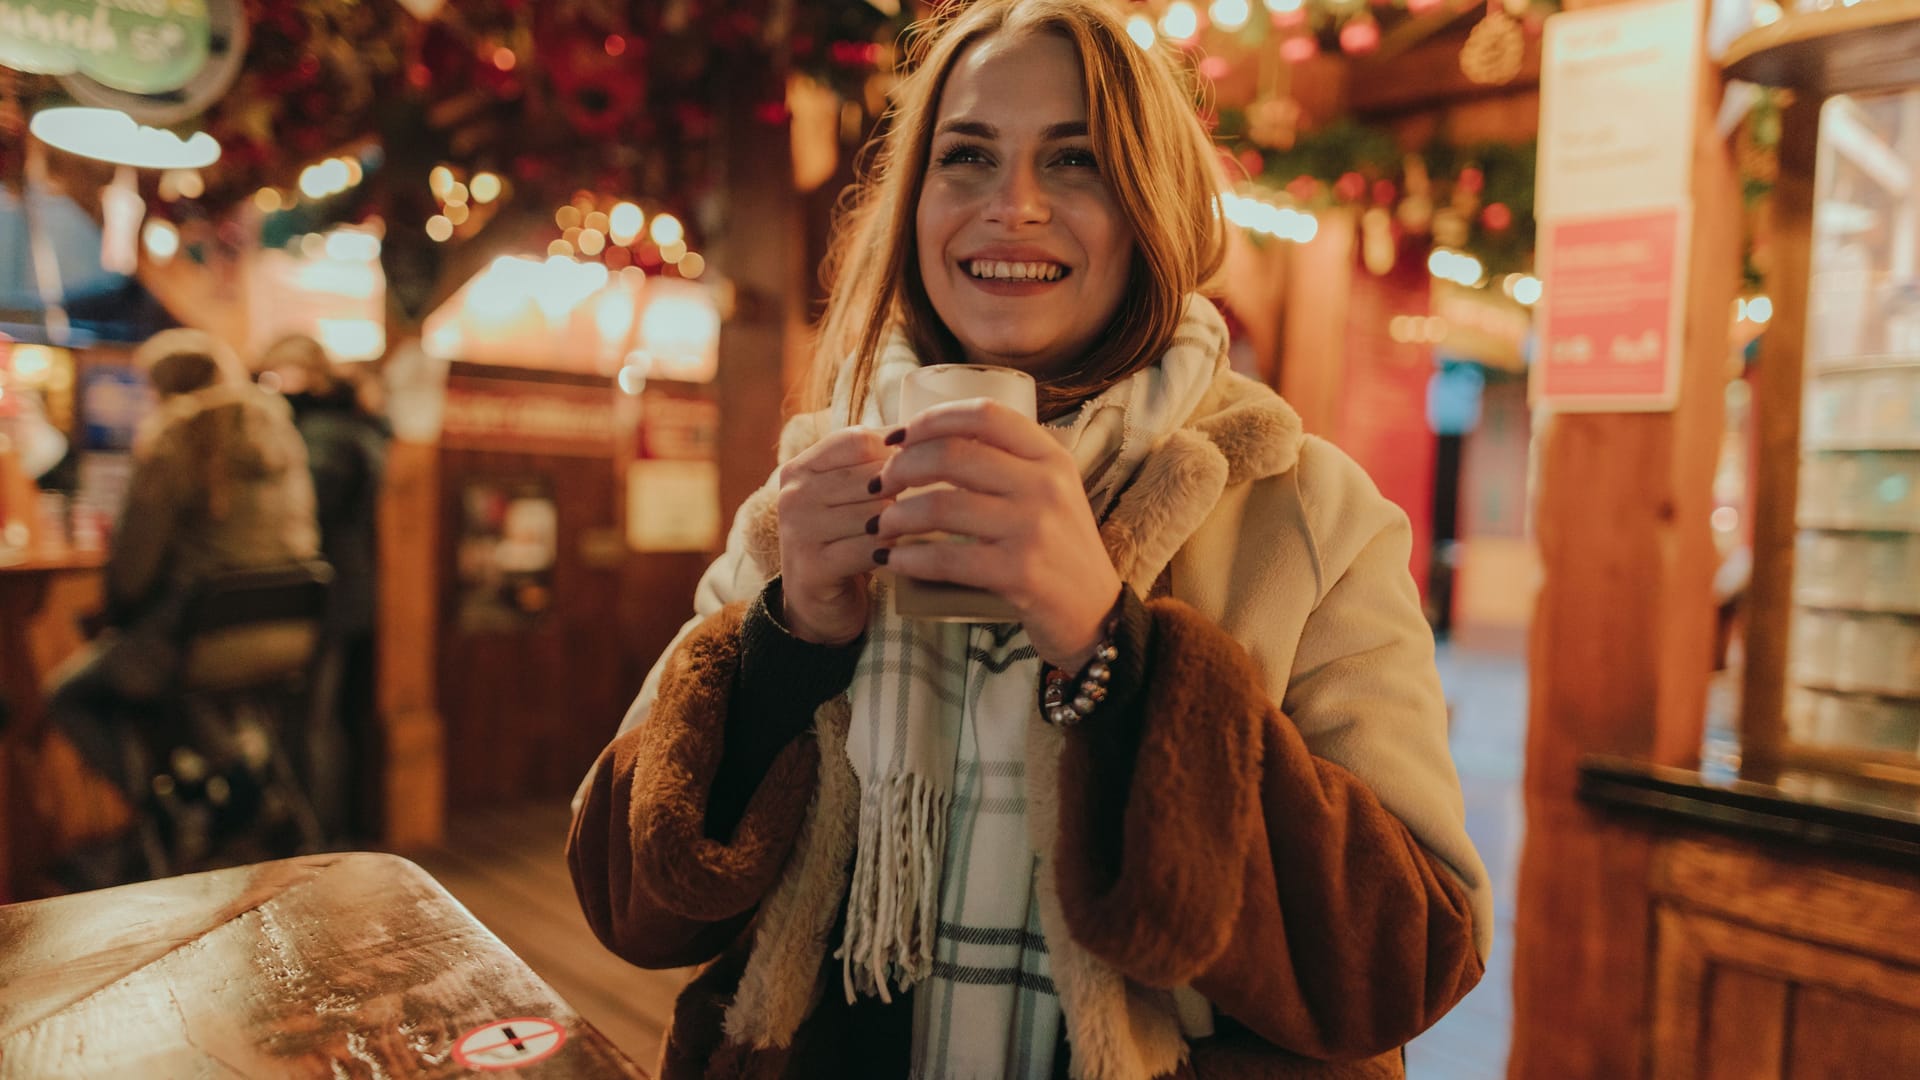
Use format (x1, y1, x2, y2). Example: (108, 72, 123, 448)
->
(915, 32, 1134, 379)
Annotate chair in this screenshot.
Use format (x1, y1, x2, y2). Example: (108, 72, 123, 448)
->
(117, 561, 334, 879)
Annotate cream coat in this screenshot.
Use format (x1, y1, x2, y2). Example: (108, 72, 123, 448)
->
(583, 366, 1492, 975)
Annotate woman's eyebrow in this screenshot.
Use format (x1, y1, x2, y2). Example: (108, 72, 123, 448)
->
(931, 120, 1090, 140)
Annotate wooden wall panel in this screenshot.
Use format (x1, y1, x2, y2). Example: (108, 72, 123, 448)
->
(1786, 986, 1920, 1079)
(1699, 967, 1787, 1080)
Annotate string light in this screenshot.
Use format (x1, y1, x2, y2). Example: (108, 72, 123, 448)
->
(578, 229, 607, 256)
(584, 211, 610, 234)
(1428, 248, 1486, 288)
(253, 188, 283, 213)
(142, 220, 180, 262)
(660, 239, 689, 264)
(1219, 190, 1318, 242)
(1159, 1, 1200, 41)
(1125, 14, 1157, 49)
(1265, 0, 1304, 13)
(679, 252, 706, 279)
(609, 202, 644, 244)
(471, 172, 503, 203)
(557, 205, 583, 230)
(649, 213, 685, 247)
(445, 203, 470, 226)
(426, 215, 454, 242)
(430, 166, 456, 200)
(1210, 0, 1251, 31)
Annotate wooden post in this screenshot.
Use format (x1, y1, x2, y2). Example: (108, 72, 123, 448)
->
(1281, 206, 1357, 439)
(1507, 0, 1742, 1074)
(712, 65, 803, 526)
(1737, 94, 1819, 777)
(377, 439, 445, 848)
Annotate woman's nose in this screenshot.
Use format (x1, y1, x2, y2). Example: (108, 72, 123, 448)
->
(984, 159, 1049, 225)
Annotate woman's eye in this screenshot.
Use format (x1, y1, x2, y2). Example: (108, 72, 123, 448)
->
(1055, 148, 1099, 169)
(936, 144, 990, 167)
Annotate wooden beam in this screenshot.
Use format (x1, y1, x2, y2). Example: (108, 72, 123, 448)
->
(1349, 33, 1543, 116)
(1738, 94, 1819, 778)
(1507, 0, 1742, 1075)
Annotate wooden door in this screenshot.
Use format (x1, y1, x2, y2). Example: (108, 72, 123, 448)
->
(435, 446, 704, 806)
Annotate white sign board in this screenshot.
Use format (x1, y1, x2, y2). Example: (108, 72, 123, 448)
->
(1537, 0, 1702, 219)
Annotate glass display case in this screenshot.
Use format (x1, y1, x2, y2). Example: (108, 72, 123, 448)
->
(1786, 89, 1920, 767)
(1726, 1, 1920, 786)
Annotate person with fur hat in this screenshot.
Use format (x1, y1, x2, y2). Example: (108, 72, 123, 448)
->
(43, 329, 317, 884)
(568, 2, 1488, 1075)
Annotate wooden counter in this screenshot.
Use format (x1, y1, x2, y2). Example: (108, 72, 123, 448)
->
(1580, 757, 1920, 1079)
(0, 551, 123, 904)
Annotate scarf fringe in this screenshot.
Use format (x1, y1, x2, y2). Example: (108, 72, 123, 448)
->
(836, 772, 951, 1003)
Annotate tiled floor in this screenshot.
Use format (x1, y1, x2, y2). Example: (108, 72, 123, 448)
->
(1406, 642, 1527, 1080)
(409, 641, 1529, 1077)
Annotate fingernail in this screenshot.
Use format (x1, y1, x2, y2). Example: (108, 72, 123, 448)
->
(864, 515, 880, 535)
(873, 548, 890, 565)
(884, 426, 906, 446)
(868, 476, 883, 495)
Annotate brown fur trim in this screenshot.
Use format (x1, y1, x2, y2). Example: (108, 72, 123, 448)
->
(1052, 600, 1264, 988)
(628, 605, 821, 920)
(1101, 428, 1229, 594)
(1028, 721, 1189, 1080)
(723, 696, 860, 1048)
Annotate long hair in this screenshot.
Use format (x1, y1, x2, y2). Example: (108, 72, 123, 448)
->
(808, 0, 1227, 422)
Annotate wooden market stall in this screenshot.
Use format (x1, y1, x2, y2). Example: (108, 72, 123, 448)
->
(1511, 2, 1920, 1076)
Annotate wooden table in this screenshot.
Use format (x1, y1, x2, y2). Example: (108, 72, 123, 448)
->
(0, 852, 649, 1078)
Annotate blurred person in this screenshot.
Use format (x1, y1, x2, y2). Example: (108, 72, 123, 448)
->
(44, 329, 318, 885)
(259, 334, 391, 843)
(567, 2, 1489, 1076)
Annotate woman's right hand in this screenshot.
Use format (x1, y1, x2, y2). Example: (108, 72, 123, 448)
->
(775, 428, 895, 645)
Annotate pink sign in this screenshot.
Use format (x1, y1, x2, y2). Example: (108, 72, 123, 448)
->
(1536, 205, 1689, 411)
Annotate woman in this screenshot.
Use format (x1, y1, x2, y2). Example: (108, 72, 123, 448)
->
(45, 330, 317, 880)
(569, 2, 1488, 1076)
(259, 333, 391, 842)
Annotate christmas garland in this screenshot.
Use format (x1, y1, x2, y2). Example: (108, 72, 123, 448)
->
(1216, 109, 1539, 280)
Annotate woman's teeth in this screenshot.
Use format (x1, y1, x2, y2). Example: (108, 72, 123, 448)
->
(966, 260, 1066, 282)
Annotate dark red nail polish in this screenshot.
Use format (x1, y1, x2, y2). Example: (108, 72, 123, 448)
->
(873, 548, 890, 565)
(865, 515, 880, 535)
(884, 427, 906, 446)
(868, 476, 883, 495)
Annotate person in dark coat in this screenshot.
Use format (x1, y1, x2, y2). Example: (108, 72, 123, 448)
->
(260, 334, 391, 843)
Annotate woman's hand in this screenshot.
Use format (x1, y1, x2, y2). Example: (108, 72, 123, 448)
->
(776, 428, 895, 646)
(873, 399, 1122, 670)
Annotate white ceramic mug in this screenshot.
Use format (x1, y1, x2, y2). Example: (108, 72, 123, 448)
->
(891, 364, 1038, 623)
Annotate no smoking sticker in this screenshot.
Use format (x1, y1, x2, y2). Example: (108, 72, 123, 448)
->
(452, 1017, 567, 1071)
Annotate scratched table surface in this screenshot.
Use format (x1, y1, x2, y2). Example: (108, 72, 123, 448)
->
(0, 852, 648, 1078)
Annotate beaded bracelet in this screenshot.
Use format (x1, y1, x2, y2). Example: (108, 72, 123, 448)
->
(1041, 631, 1121, 727)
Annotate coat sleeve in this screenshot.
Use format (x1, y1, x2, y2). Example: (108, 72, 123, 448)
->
(1051, 463, 1485, 1060)
(105, 429, 187, 621)
(566, 588, 862, 970)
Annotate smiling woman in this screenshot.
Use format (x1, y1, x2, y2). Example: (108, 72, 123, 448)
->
(568, 2, 1491, 1077)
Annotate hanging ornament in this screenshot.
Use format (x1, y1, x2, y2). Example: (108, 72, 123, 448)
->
(1461, 10, 1525, 85)
(1247, 95, 1302, 150)
(1362, 207, 1397, 276)
(1340, 13, 1381, 55)
(99, 167, 147, 275)
(1397, 154, 1434, 232)
(1481, 202, 1513, 231)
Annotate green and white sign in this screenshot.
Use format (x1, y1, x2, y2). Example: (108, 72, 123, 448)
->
(0, 0, 211, 96)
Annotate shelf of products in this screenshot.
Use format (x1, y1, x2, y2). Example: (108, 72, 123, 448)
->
(1774, 85, 1920, 775)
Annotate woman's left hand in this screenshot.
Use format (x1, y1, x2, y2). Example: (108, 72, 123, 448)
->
(872, 399, 1121, 671)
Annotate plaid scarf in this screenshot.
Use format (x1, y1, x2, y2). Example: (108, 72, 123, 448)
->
(830, 300, 1225, 1078)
